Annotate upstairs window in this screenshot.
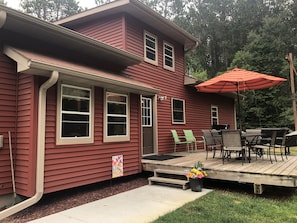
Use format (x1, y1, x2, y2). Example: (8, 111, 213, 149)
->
(163, 42, 175, 71)
(57, 84, 94, 145)
(172, 98, 185, 124)
(211, 105, 219, 125)
(144, 31, 158, 65)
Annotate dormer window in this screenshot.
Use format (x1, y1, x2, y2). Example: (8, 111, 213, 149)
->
(163, 42, 175, 71)
(144, 31, 158, 65)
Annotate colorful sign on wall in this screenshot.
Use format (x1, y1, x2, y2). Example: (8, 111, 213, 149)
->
(112, 155, 123, 178)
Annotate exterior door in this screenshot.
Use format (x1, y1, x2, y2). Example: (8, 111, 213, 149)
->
(142, 97, 154, 155)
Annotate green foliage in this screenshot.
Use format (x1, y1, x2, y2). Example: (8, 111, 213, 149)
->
(232, 13, 293, 129)
(229, 51, 253, 70)
(20, 0, 83, 21)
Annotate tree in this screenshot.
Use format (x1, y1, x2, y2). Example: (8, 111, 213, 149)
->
(95, 0, 114, 6)
(0, 0, 7, 6)
(233, 14, 293, 129)
(20, 0, 82, 21)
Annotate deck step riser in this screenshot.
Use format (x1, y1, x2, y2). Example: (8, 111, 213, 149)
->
(149, 168, 189, 190)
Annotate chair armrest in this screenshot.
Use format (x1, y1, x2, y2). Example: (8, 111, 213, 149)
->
(196, 136, 205, 142)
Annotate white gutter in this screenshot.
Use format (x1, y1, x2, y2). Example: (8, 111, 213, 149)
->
(0, 10, 6, 28)
(0, 71, 59, 220)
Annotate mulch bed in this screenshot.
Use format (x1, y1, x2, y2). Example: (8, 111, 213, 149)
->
(3, 173, 150, 223)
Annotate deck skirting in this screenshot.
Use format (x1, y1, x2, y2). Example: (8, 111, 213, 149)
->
(142, 151, 297, 192)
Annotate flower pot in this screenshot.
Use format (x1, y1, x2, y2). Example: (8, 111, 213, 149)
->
(189, 178, 203, 192)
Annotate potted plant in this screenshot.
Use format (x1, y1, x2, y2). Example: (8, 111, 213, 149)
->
(186, 161, 207, 192)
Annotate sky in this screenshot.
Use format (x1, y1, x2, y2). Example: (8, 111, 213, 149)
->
(6, 0, 97, 10)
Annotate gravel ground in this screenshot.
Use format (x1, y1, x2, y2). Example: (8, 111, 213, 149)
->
(3, 173, 150, 223)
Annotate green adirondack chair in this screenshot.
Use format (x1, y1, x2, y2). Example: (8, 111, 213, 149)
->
(183, 130, 198, 152)
(171, 130, 190, 152)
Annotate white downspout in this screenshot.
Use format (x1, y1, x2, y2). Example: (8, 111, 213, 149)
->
(0, 70, 59, 220)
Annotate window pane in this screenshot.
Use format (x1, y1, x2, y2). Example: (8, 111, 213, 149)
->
(108, 124, 126, 135)
(174, 100, 183, 111)
(62, 98, 89, 112)
(108, 103, 126, 115)
(174, 111, 184, 122)
(165, 56, 173, 67)
(142, 98, 152, 127)
(63, 87, 90, 98)
(62, 122, 89, 137)
(211, 106, 218, 125)
(60, 85, 91, 139)
(164, 43, 174, 69)
(108, 116, 126, 123)
(107, 94, 126, 103)
(62, 114, 89, 122)
(146, 36, 156, 49)
(173, 99, 184, 123)
(107, 116, 127, 136)
(146, 48, 156, 61)
(106, 92, 128, 138)
(165, 48, 172, 56)
(144, 32, 157, 64)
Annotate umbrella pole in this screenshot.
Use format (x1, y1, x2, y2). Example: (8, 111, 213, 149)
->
(236, 84, 242, 131)
(287, 53, 297, 131)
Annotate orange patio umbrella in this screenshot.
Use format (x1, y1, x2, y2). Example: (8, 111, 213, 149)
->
(195, 68, 287, 130)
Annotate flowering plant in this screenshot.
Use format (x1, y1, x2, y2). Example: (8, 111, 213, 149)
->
(186, 161, 207, 179)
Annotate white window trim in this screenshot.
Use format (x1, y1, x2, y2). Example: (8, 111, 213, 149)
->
(56, 83, 94, 145)
(142, 97, 152, 127)
(104, 91, 130, 142)
(144, 31, 158, 66)
(211, 105, 219, 125)
(163, 41, 175, 71)
(172, 98, 186, 124)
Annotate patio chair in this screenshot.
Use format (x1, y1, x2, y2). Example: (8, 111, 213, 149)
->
(221, 130, 246, 165)
(202, 129, 222, 159)
(274, 128, 289, 161)
(245, 129, 262, 159)
(171, 130, 190, 152)
(252, 130, 277, 163)
(183, 130, 204, 152)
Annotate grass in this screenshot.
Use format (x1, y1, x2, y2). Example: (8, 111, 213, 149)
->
(289, 146, 297, 155)
(152, 148, 297, 223)
(152, 184, 297, 223)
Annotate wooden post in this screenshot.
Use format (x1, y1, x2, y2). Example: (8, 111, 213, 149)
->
(286, 53, 297, 131)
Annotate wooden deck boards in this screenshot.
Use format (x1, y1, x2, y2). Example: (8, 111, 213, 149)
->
(142, 151, 297, 188)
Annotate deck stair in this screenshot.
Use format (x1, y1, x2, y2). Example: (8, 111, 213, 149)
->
(148, 168, 189, 190)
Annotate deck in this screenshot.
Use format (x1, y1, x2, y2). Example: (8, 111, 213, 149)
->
(142, 151, 297, 193)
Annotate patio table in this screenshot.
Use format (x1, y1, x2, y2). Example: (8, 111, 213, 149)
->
(241, 131, 262, 163)
(286, 131, 297, 155)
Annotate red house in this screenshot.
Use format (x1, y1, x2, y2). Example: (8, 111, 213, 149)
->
(0, 0, 235, 218)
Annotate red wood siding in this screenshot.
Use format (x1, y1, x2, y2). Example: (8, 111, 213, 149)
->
(0, 53, 17, 195)
(123, 16, 235, 154)
(0, 50, 37, 197)
(72, 14, 125, 49)
(43, 87, 141, 194)
(14, 74, 38, 197)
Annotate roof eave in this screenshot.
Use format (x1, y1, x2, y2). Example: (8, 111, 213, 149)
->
(0, 5, 142, 67)
(4, 46, 159, 96)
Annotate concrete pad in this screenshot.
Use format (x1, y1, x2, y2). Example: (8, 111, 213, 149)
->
(28, 185, 212, 223)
